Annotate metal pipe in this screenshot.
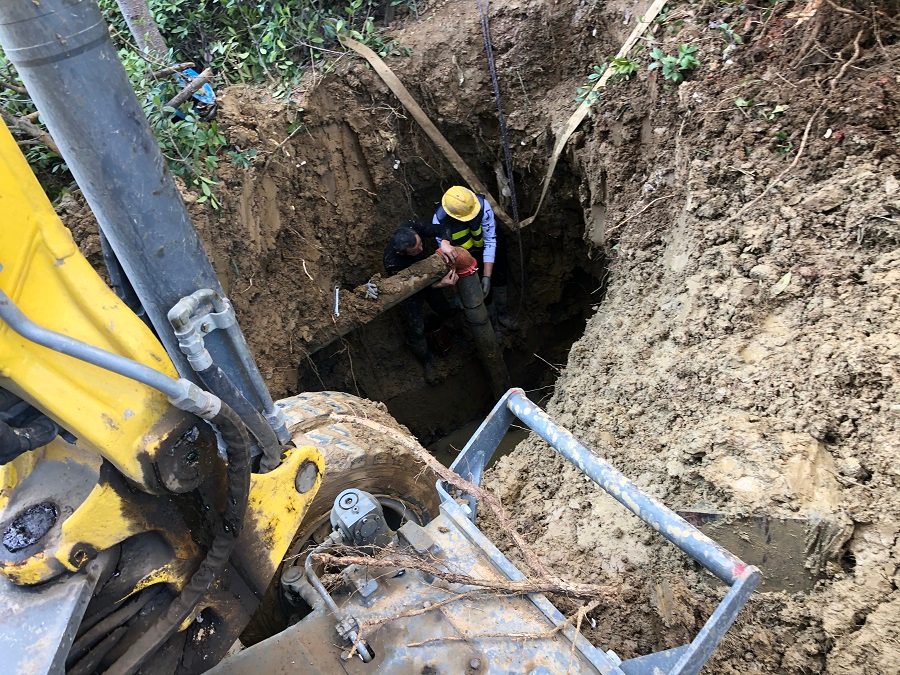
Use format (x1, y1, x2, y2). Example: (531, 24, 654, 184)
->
(0, 290, 181, 399)
(304, 534, 373, 663)
(303, 537, 343, 619)
(506, 390, 750, 585)
(0, 290, 220, 419)
(457, 274, 510, 399)
(222, 317, 289, 443)
(0, 0, 269, 414)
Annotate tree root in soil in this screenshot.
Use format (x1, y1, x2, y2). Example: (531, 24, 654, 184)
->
(307, 413, 622, 659)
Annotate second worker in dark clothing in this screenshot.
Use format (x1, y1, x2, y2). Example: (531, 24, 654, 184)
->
(384, 221, 459, 383)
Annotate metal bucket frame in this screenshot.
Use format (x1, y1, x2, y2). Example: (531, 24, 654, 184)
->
(438, 388, 761, 675)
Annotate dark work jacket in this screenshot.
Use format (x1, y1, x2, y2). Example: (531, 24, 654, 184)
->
(383, 221, 444, 276)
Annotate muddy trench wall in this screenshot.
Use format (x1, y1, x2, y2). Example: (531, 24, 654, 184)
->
(469, 2, 898, 674)
(177, 1, 618, 441)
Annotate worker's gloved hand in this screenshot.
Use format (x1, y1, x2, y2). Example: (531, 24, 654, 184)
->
(481, 276, 492, 298)
(364, 281, 379, 299)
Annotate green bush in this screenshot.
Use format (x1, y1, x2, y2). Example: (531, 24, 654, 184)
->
(3, 0, 411, 199)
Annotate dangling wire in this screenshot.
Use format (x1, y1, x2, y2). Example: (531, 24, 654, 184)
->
(476, 0, 526, 313)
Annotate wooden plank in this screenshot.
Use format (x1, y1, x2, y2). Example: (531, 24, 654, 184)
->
(521, 0, 670, 227)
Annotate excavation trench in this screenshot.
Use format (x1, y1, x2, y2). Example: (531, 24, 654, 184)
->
(293, 180, 606, 447)
(57, 0, 900, 671)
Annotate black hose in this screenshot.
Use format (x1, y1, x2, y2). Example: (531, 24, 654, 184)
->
(477, 0, 528, 315)
(196, 363, 281, 472)
(0, 415, 59, 465)
(66, 587, 162, 667)
(69, 626, 129, 675)
(103, 402, 252, 675)
(98, 227, 146, 321)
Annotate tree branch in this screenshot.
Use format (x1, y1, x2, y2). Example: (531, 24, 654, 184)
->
(1, 111, 60, 155)
(148, 62, 195, 79)
(164, 68, 213, 110)
(0, 77, 27, 95)
(407, 599, 601, 648)
(315, 548, 618, 601)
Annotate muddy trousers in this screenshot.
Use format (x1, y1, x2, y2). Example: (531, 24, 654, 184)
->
(400, 287, 455, 363)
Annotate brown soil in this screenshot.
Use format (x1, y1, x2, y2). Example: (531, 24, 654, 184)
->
(468, 1, 899, 673)
(59, 0, 900, 671)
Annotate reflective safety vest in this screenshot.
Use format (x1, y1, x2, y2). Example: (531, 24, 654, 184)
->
(436, 195, 485, 250)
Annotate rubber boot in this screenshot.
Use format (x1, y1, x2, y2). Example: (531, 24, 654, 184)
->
(409, 335, 438, 385)
(493, 286, 517, 329)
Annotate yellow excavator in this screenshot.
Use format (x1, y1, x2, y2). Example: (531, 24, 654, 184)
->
(0, 1, 759, 673)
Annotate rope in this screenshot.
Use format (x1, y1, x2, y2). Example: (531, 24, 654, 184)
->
(476, 0, 527, 309)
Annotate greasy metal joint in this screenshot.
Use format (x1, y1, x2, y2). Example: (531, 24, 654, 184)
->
(2, 502, 58, 553)
(68, 544, 98, 571)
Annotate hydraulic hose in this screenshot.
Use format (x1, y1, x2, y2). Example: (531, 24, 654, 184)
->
(168, 289, 290, 445)
(104, 401, 252, 675)
(0, 290, 219, 419)
(0, 415, 58, 465)
(66, 587, 162, 669)
(0, 290, 184, 401)
(304, 534, 373, 663)
(196, 364, 281, 472)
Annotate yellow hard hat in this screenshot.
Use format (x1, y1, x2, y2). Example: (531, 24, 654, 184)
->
(441, 186, 479, 222)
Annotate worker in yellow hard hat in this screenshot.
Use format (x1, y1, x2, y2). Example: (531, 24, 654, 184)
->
(433, 186, 512, 327)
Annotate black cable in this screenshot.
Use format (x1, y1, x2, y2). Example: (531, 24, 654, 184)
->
(196, 363, 281, 472)
(66, 587, 162, 668)
(0, 415, 59, 465)
(98, 227, 146, 322)
(477, 0, 527, 312)
(68, 626, 129, 675)
(103, 401, 252, 675)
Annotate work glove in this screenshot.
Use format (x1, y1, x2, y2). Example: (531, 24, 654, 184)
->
(481, 275, 492, 298)
(363, 280, 379, 299)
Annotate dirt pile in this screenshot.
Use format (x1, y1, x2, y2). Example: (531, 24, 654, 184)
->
(471, 0, 900, 672)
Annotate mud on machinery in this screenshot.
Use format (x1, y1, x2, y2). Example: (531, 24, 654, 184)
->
(0, 1, 759, 673)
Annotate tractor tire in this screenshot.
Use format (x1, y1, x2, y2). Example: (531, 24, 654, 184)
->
(284, 391, 440, 542)
(241, 391, 441, 645)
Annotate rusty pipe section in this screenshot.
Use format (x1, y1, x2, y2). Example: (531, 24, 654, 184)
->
(305, 254, 450, 354)
(458, 274, 510, 399)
